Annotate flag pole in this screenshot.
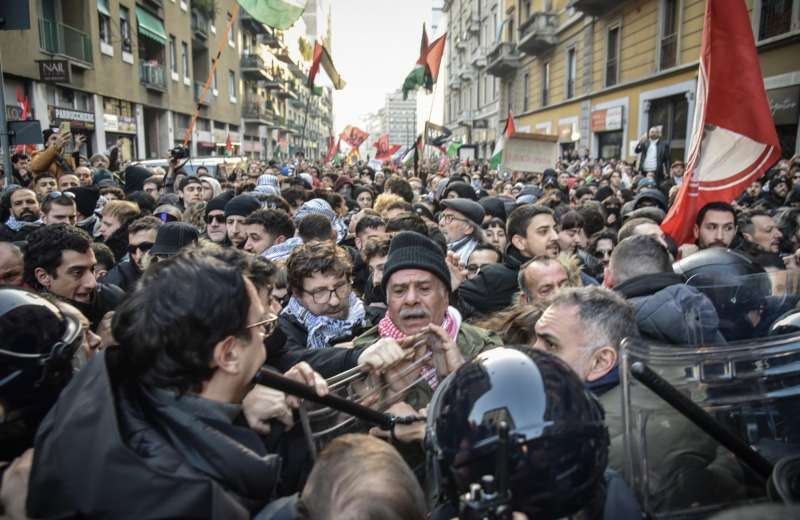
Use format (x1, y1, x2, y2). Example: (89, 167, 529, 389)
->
(300, 90, 311, 159)
(183, 3, 240, 148)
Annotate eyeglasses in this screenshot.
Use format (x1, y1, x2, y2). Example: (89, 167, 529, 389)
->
(205, 214, 225, 224)
(44, 191, 76, 200)
(594, 249, 613, 259)
(303, 280, 351, 304)
(438, 213, 469, 225)
(466, 264, 482, 275)
(128, 242, 154, 255)
(246, 313, 278, 337)
(156, 212, 179, 223)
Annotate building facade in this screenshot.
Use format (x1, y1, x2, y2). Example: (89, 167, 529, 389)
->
(445, 0, 799, 164)
(443, 0, 504, 160)
(384, 89, 417, 148)
(1, 0, 333, 161)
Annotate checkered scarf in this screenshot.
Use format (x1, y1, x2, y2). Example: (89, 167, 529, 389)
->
(282, 293, 367, 350)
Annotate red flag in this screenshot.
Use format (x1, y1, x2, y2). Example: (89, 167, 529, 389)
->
(373, 133, 390, 155)
(425, 34, 447, 82)
(308, 41, 345, 90)
(661, 0, 781, 245)
(225, 133, 233, 155)
(325, 137, 340, 163)
(417, 24, 429, 66)
(15, 87, 30, 120)
(505, 110, 516, 137)
(340, 125, 369, 149)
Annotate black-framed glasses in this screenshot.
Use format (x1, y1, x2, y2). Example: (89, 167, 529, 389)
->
(466, 264, 482, 275)
(246, 313, 278, 337)
(205, 214, 225, 224)
(128, 242, 154, 255)
(156, 212, 179, 223)
(44, 191, 76, 200)
(303, 280, 351, 304)
(438, 213, 469, 225)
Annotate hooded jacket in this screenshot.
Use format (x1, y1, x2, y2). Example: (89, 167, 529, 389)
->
(456, 244, 528, 318)
(26, 349, 281, 519)
(614, 272, 726, 345)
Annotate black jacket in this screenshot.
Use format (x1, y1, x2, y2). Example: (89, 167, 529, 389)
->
(26, 349, 282, 519)
(457, 244, 528, 318)
(70, 282, 126, 331)
(266, 315, 367, 378)
(615, 272, 726, 345)
(0, 222, 40, 243)
(103, 260, 140, 292)
(635, 139, 671, 183)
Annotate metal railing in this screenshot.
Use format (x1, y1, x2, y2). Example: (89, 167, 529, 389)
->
(191, 9, 208, 38)
(242, 99, 269, 120)
(38, 18, 93, 63)
(241, 53, 265, 69)
(758, 0, 793, 40)
(140, 62, 166, 89)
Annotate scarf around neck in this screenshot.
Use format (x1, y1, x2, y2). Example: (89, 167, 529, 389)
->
(5, 214, 43, 231)
(282, 292, 366, 350)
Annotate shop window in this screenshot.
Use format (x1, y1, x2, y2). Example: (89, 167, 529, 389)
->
(597, 131, 623, 160)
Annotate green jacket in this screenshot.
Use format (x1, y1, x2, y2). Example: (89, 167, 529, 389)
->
(353, 322, 502, 410)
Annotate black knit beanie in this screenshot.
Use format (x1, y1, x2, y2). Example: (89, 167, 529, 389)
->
(224, 194, 260, 218)
(382, 231, 451, 291)
(205, 191, 233, 216)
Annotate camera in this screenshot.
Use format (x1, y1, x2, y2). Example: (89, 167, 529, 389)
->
(169, 145, 190, 161)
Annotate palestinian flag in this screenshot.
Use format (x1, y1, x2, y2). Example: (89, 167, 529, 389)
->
(308, 41, 345, 90)
(402, 24, 430, 100)
(447, 141, 462, 158)
(236, 0, 306, 30)
(425, 122, 452, 147)
(490, 111, 516, 170)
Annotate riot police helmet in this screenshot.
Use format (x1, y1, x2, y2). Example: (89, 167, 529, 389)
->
(426, 347, 609, 519)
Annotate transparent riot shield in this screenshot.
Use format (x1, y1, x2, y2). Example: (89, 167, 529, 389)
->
(620, 270, 800, 518)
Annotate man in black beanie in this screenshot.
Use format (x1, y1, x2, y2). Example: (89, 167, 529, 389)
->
(66, 186, 100, 236)
(123, 165, 152, 196)
(203, 192, 233, 245)
(352, 231, 501, 410)
(224, 194, 260, 249)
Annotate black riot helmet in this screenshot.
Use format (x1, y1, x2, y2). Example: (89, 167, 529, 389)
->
(426, 347, 609, 519)
(0, 287, 82, 417)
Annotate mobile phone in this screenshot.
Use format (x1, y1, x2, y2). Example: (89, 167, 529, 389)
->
(58, 121, 71, 135)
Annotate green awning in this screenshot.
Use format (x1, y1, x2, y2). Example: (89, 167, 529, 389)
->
(97, 0, 110, 17)
(136, 7, 167, 45)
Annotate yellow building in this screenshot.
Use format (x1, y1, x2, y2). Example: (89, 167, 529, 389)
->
(483, 0, 800, 162)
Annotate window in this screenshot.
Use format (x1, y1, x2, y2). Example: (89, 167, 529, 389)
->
(228, 70, 237, 101)
(169, 35, 177, 73)
(566, 49, 576, 99)
(542, 62, 550, 106)
(120, 6, 132, 53)
(98, 0, 112, 49)
(227, 13, 235, 47)
(523, 72, 530, 112)
(659, 0, 680, 70)
(606, 25, 620, 87)
(758, 0, 796, 40)
(508, 16, 514, 42)
(476, 74, 481, 108)
(648, 94, 689, 162)
(182, 41, 189, 79)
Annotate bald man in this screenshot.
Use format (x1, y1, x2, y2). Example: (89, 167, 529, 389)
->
(0, 242, 24, 286)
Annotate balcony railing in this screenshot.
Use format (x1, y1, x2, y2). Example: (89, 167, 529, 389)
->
(194, 81, 209, 105)
(140, 62, 166, 91)
(38, 18, 93, 64)
(518, 12, 558, 55)
(242, 99, 272, 122)
(191, 9, 208, 41)
(485, 42, 521, 77)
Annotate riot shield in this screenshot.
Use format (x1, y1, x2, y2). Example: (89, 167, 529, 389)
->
(620, 271, 800, 518)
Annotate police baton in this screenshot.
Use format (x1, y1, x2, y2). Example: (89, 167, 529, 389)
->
(630, 361, 774, 480)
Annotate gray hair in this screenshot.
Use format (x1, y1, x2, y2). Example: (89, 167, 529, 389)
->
(610, 235, 672, 285)
(517, 253, 581, 301)
(549, 286, 639, 351)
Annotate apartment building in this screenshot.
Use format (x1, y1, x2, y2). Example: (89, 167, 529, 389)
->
(384, 89, 417, 147)
(458, 0, 799, 163)
(1, 0, 333, 161)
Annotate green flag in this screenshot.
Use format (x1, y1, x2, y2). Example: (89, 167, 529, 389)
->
(237, 0, 306, 30)
(447, 141, 462, 158)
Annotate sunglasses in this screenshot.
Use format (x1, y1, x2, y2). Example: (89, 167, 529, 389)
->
(128, 242, 154, 255)
(205, 214, 226, 224)
(594, 249, 613, 259)
(156, 212, 179, 223)
(45, 191, 76, 200)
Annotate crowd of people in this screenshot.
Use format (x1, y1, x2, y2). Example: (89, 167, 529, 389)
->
(1, 125, 799, 519)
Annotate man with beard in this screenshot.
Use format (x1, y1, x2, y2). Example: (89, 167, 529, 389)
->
(455, 205, 560, 317)
(104, 216, 162, 291)
(695, 202, 737, 249)
(739, 209, 783, 258)
(202, 193, 232, 245)
(0, 187, 43, 241)
(759, 176, 789, 210)
(97, 200, 141, 265)
(23, 224, 124, 330)
(279, 241, 374, 353)
(225, 194, 261, 249)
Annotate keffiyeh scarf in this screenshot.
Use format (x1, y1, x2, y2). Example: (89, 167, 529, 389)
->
(282, 293, 367, 350)
(5, 214, 43, 232)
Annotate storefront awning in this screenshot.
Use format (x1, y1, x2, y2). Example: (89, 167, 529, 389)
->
(136, 7, 167, 45)
(97, 0, 111, 17)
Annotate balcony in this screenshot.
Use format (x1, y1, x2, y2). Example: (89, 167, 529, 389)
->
(190, 9, 208, 43)
(240, 9, 269, 34)
(241, 53, 271, 81)
(193, 81, 209, 106)
(457, 110, 473, 125)
(38, 18, 93, 65)
(274, 80, 298, 100)
(518, 12, 558, 55)
(485, 42, 521, 77)
(139, 62, 166, 91)
(568, 0, 617, 16)
(242, 99, 273, 124)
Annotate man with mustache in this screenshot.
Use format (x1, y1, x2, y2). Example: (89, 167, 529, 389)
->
(454, 205, 561, 317)
(0, 187, 43, 242)
(694, 202, 737, 249)
(353, 231, 501, 414)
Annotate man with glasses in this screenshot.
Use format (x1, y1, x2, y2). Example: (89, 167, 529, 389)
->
(438, 198, 485, 266)
(203, 193, 232, 245)
(104, 216, 162, 292)
(280, 241, 373, 353)
(465, 244, 501, 280)
(41, 192, 77, 226)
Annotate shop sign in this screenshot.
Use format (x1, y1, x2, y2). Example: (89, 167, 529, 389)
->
(38, 59, 71, 83)
(104, 114, 137, 133)
(768, 86, 800, 126)
(590, 106, 623, 132)
(49, 105, 95, 130)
